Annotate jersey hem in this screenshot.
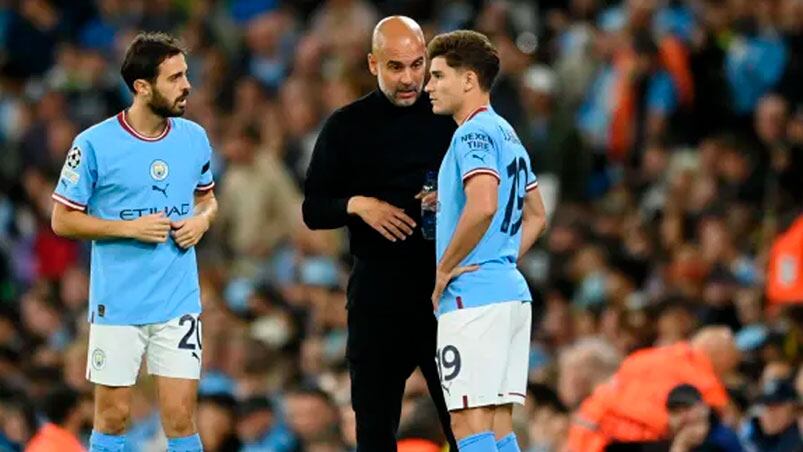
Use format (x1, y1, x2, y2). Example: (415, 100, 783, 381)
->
(87, 309, 202, 326)
(438, 299, 530, 316)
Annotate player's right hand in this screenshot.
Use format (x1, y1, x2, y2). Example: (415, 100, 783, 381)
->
(126, 212, 171, 243)
(432, 264, 480, 311)
(348, 196, 416, 242)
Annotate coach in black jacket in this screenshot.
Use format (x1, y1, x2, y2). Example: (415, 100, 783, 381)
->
(302, 16, 458, 452)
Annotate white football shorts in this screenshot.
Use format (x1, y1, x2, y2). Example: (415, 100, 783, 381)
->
(436, 301, 531, 410)
(86, 313, 203, 386)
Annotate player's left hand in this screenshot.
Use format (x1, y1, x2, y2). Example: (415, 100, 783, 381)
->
(431, 264, 479, 311)
(171, 216, 210, 249)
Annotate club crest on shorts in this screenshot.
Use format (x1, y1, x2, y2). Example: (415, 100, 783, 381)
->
(66, 146, 82, 168)
(91, 348, 106, 370)
(150, 160, 169, 181)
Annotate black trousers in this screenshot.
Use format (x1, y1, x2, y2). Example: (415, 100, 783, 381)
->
(346, 305, 457, 451)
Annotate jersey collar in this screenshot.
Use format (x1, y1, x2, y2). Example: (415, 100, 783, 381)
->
(117, 111, 172, 142)
(460, 105, 489, 125)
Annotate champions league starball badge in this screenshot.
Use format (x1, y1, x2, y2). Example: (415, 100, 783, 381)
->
(66, 146, 82, 168)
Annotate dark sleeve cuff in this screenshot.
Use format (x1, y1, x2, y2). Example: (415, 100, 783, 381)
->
(302, 196, 351, 229)
(333, 197, 350, 221)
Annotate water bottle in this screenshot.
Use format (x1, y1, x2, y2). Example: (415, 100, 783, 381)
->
(421, 170, 437, 240)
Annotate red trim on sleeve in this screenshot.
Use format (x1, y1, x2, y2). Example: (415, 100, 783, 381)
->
(462, 168, 501, 184)
(195, 181, 215, 192)
(51, 193, 87, 211)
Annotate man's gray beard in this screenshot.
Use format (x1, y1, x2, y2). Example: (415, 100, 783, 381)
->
(379, 81, 420, 106)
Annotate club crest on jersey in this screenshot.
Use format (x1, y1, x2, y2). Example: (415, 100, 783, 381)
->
(150, 160, 169, 181)
(91, 348, 106, 370)
(66, 146, 82, 168)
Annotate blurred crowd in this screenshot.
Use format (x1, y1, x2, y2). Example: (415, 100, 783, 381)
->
(0, 0, 802, 451)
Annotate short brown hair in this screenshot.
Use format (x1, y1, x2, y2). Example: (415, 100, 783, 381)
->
(121, 32, 186, 93)
(427, 30, 499, 91)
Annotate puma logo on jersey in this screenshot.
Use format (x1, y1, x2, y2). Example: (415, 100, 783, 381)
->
(151, 184, 169, 198)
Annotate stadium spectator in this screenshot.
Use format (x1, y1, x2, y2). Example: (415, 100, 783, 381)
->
(567, 327, 739, 451)
(527, 383, 570, 452)
(197, 393, 241, 452)
(740, 378, 802, 452)
(557, 337, 622, 409)
(236, 396, 297, 452)
(664, 383, 742, 452)
(214, 122, 300, 277)
(397, 396, 448, 452)
(284, 386, 340, 449)
(0, 395, 37, 452)
(25, 386, 90, 452)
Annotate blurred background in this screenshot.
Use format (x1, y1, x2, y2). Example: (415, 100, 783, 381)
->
(0, 0, 802, 451)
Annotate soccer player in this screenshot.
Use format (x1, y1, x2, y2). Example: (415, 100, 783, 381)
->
(424, 30, 547, 452)
(50, 32, 217, 452)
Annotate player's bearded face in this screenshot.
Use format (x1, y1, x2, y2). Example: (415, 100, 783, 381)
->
(148, 84, 189, 118)
(146, 54, 191, 118)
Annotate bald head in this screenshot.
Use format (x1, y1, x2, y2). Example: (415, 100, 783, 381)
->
(691, 326, 740, 377)
(368, 16, 426, 106)
(372, 16, 425, 54)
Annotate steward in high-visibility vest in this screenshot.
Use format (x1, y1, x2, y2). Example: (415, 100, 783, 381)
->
(567, 328, 738, 452)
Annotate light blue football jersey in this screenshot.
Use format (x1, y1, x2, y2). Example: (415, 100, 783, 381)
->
(436, 106, 537, 316)
(52, 111, 215, 325)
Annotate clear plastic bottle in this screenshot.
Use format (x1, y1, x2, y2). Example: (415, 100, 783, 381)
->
(421, 170, 437, 240)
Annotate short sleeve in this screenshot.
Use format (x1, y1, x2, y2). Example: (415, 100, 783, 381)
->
(454, 124, 501, 185)
(526, 157, 538, 192)
(196, 131, 215, 192)
(52, 137, 97, 211)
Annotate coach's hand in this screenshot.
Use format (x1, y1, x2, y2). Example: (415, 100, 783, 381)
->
(347, 196, 416, 242)
(126, 212, 171, 243)
(171, 216, 210, 249)
(414, 190, 437, 209)
(431, 264, 479, 311)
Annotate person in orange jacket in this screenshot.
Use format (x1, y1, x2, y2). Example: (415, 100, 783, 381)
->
(397, 438, 444, 452)
(25, 386, 89, 452)
(766, 214, 803, 310)
(566, 327, 740, 452)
